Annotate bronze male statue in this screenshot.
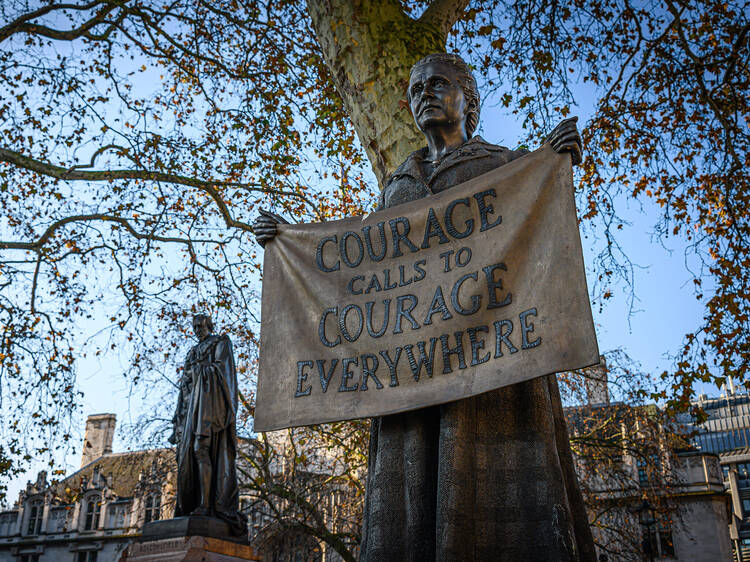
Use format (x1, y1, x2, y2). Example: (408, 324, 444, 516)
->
(254, 53, 594, 561)
(169, 313, 245, 535)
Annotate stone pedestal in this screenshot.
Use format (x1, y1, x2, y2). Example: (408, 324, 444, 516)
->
(121, 517, 259, 562)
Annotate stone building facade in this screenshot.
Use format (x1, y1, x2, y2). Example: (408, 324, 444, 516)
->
(678, 381, 750, 561)
(0, 414, 174, 562)
(567, 363, 733, 561)
(0, 416, 353, 562)
(239, 429, 360, 562)
(579, 448, 731, 561)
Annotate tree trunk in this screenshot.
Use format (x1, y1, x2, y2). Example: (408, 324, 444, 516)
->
(307, 2, 597, 561)
(306, 0, 448, 187)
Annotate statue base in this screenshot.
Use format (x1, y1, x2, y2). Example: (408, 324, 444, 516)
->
(121, 517, 258, 562)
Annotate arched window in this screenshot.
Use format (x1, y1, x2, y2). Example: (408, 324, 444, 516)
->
(84, 495, 101, 530)
(144, 493, 161, 524)
(26, 500, 43, 535)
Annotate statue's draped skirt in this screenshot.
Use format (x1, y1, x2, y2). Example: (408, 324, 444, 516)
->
(361, 377, 594, 561)
(361, 139, 595, 561)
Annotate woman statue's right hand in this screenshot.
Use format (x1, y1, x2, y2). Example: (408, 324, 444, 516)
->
(252, 208, 289, 247)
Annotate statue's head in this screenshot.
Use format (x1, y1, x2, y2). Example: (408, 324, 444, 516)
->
(408, 53, 480, 138)
(192, 314, 214, 341)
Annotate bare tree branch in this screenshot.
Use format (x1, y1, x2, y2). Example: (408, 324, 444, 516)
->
(419, 0, 472, 39)
(0, 146, 317, 230)
(0, 1, 118, 43)
(0, 213, 203, 251)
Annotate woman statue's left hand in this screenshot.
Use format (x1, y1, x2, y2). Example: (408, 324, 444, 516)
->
(545, 116, 583, 166)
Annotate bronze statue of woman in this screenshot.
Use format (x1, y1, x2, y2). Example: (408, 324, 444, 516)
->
(254, 53, 595, 561)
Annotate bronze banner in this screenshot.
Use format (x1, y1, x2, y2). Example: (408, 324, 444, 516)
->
(255, 145, 599, 431)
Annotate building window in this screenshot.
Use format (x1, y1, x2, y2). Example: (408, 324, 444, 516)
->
(0, 513, 14, 536)
(25, 501, 43, 535)
(640, 512, 674, 559)
(656, 520, 675, 558)
(76, 552, 98, 562)
(84, 496, 101, 530)
(19, 555, 40, 562)
(635, 457, 650, 487)
(144, 493, 161, 524)
(722, 464, 730, 479)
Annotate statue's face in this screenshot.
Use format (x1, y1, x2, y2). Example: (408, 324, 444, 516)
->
(193, 317, 212, 341)
(409, 61, 467, 134)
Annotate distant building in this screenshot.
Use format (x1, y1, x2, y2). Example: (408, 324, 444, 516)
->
(677, 380, 750, 561)
(567, 362, 732, 561)
(240, 429, 360, 562)
(0, 414, 173, 562)
(0, 416, 354, 562)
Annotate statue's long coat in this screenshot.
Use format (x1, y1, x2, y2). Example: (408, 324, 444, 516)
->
(173, 334, 242, 530)
(360, 137, 596, 562)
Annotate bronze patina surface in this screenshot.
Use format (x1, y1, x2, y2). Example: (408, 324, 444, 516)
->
(255, 53, 597, 561)
(169, 314, 246, 536)
(255, 144, 598, 430)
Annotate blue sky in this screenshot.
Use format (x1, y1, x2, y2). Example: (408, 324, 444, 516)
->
(2, 39, 719, 506)
(5, 102, 713, 507)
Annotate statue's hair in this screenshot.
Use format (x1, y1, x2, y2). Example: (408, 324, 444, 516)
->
(409, 53, 480, 137)
(192, 313, 214, 333)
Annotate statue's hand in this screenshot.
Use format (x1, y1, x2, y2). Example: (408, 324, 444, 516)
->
(252, 209, 289, 248)
(545, 116, 582, 166)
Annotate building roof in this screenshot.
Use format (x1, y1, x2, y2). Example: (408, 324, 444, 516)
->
(719, 447, 750, 463)
(50, 448, 175, 502)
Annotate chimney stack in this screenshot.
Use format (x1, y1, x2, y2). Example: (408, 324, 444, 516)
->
(80, 413, 116, 467)
(585, 356, 609, 406)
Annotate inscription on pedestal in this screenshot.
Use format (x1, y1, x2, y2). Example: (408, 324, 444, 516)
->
(121, 535, 259, 562)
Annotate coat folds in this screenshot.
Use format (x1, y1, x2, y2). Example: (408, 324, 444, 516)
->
(360, 137, 596, 562)
(172, 334, 244, 533)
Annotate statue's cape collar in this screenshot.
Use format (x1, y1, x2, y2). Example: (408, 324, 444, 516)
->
(387, 135, 509, 187)
(194, 333, 225, 350)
